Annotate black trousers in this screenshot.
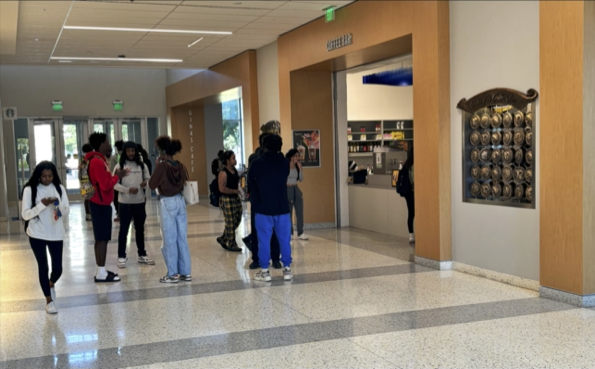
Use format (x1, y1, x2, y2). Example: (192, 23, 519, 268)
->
(405, 193, 415, 233)
(29, 237, 63, 297)
(84, 199, 90, 215)
(114, 190, 120, 216)
(118, 203, 147, 258)
(250, 206, 280, 263)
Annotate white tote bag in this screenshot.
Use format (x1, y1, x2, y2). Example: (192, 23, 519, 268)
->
(182, 181, 199, 206)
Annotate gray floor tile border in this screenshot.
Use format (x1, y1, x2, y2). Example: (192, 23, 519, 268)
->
(0, 264, 433, 313)
(0, 298, 575, 369)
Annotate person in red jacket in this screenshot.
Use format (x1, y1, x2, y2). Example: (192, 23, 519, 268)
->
(86, 132, 129, 282)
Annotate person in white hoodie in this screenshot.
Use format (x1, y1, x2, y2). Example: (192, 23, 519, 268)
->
(113, 141, 154, 268)
(21, 161, 69, 314)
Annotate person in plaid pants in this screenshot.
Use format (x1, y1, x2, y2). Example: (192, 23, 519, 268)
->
(217, 151, 243, 252)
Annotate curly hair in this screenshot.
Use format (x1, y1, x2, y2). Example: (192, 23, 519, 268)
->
(155, 135, 182, 156)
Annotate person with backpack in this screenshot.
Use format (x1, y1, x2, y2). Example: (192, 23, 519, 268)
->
(216, 150, 243, 252)
(209, 150, 224, 208)
(21, 161, 69, 314)
(81, 143, 93, 221)
(110, 140, 124, 222)
(85, 133, 129, 283)
(148, 135, 191, 284)
(113, 141, 154, 268)
(396, 150, 415, 243)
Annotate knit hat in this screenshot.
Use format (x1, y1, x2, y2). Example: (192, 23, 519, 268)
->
(122, 141, 137, 151)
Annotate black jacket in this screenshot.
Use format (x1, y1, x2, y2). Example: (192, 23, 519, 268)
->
(248, 151, 290, 216)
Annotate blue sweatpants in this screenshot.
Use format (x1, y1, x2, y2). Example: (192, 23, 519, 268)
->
(255, 213, 292, 269)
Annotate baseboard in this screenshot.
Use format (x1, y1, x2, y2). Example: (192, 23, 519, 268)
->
(303, 222, 335, 231)
(453, 262, 539, 292)
(414, 256, 452, 270)
(539, 286, 595, 307)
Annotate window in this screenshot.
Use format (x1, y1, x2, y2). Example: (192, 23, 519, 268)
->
(222, 99, 244, 165)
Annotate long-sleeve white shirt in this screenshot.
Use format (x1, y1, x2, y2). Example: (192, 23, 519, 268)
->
(113, 161, 151, 204)
(21, 184, 69, 241)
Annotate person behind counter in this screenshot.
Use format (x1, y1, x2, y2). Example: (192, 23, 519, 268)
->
(286, 149, 308, 240)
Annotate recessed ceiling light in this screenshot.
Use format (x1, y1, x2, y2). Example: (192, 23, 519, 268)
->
(51, 56, 183, 63)
(59, 60, 72, 63)
(63, 25, 232, 35)
(188, 37, 204, 48)
(35, 38, 39, 41)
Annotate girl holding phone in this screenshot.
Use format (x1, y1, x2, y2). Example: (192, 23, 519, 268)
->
(21, 161, 69, 314)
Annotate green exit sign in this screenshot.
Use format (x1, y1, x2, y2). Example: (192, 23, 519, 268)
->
(51, 101, 63, 111)
(114, 103, 123, 111)
(325, 7, 335, 22)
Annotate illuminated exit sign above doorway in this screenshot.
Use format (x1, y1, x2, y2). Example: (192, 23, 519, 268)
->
(325, 7, 335, 22)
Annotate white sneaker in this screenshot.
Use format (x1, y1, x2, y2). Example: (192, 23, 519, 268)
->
(118, 257, 127, 268)
(138, 255, 155, 265)
(283, 267, 293, 281)
(298, 234, 309, 240)
(85, 214, 92, 221)
(254, 270, 272, 282)
(50, 287, 56, 303)
(46, 301, 57, 314)
(409, 236, 415, 244)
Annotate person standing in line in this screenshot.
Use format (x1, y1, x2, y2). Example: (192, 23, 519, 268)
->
(286, 149, 308, 241)
(244, 132, 282, 270)
(396, 150, 415, 243)
(148, 135, 191, 284)
(81, 144, 93, 221)
(216, 150, 243, 252)
(21, 161, 69, 314)
(110, 140, 124, 222)
(87, 133, 129, 283)
(249, 134, 293, 282)
(113, 141, 154, 268)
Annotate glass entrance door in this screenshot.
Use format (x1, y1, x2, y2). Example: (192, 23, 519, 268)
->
(62, 120, 88, 197)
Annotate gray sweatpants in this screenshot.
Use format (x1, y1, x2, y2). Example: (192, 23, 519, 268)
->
(287, 186, 304, 236)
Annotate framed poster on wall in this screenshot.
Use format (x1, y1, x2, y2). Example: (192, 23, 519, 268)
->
(292, 129, 320, 168)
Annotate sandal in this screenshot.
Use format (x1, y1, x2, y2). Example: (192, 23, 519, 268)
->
(94, 271, 121, 283)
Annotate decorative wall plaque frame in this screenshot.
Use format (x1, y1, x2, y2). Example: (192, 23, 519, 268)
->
(458, 88, 538, 209)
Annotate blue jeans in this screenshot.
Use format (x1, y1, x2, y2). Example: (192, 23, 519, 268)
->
(255, 213, 292, 269)
(159, 195, 191, 277)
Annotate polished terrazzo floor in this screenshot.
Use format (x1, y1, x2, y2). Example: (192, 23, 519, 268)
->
(1, 201, 594, 369)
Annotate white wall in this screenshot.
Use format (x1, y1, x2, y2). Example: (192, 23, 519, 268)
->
(166, 69, 205, 86)
(450, 1, 539, 280)
(347, 60, 413, 121)
(256, 41, 280, 125)
(204, 103, 223, 185)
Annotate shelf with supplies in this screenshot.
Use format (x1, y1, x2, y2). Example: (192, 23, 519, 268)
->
(347, 119, 414, 154)
(348, 153, 374, 157)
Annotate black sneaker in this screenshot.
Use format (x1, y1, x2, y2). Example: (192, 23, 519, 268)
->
(217, 237, 229, 250)
(249, 260, 260, 270)
(272, 260, 282, 269)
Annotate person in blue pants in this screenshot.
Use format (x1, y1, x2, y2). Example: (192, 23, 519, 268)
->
(248, 134, 293, 282)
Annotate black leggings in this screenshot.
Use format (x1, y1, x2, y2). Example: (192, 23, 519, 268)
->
(29, 238, 64, 297)
(405, 194, 415, 233)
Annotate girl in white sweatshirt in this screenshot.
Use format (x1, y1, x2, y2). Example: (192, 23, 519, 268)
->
(21, 161, 69, 314)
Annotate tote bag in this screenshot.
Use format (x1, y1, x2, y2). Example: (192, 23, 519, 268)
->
(183, 181, 199, 206)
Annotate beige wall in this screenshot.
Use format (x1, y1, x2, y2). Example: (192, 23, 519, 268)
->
(256, 42, 280, 126)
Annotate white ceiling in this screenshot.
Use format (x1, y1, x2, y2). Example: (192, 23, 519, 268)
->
(0, 0, 354, 69)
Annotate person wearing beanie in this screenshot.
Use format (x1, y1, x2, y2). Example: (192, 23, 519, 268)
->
(113, 141, 154, 268)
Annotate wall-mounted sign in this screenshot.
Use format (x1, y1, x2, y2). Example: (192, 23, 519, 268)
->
(293, 129, 320, 168)
(51, 100, 63, 111)
(2, 107, 17, 120)
(327, 33, 352, 52)
(113, 100, 123, 111)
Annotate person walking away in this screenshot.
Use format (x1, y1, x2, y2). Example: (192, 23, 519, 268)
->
(21, 161, 69, 314)
(396, 151, 415, 243)
(216, 151, 243, 252)
(113, 141, 154, 268)
(87, 132, 129, 282)
(110, 140, 124, 222)
(148, 135, 191, 283)
(286, 149, 308, 240)
(245, 132, 282, 270)
(248, 134, 293, 282)
(81, 144, 93, 221)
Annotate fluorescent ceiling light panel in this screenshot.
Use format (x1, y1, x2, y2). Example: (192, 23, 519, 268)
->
(63, 25, 232, 35)
(188, 37, 204, 48)
(51, 57, 182, 63)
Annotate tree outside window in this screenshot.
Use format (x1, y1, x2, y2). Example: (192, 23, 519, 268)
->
(222, 99, 244, 165)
